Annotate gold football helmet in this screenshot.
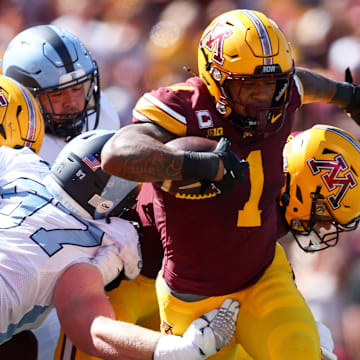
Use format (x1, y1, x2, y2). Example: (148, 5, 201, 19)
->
(0, 75, 44, 153)
(198, 9, 294, 135)
(280, 125, 360, 252)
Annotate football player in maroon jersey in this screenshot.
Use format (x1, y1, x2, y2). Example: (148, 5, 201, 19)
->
(55, 125, 358, 360)
(101, 9, 360, 360)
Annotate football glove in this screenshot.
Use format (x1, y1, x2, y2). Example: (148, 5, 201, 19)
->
(343, 67, 360, 126)
(201, 137, 249, 196)
(87, 218, 142, 286)
(154, 298, 240, 360)
(316, 321, 337, 360)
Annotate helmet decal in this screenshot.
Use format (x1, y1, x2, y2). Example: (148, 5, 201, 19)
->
(240, 9, 273, 65)
(202, 22, 233, 66)
(82, 153, 101, 172)
(307, 155, 357, 210)
(274, 82, 289, 102)
(88, 194, 114, 214)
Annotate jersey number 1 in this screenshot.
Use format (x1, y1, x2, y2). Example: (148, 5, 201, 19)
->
(237, 150, 264, 227)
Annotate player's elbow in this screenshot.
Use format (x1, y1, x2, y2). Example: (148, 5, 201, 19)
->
(100, 139, 123, 176)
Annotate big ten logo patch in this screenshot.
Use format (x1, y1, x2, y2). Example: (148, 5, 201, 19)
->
(307, 154, 357, 210)
(207, 127, 223, 137)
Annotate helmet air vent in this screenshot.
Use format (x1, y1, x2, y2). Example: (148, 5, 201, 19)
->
(296, 185, 303, 203)
(16, 105, 22, 117)
(322, 148, 337, 155)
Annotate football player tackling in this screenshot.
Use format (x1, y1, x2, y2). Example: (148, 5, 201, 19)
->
(0, 128, 239, 360)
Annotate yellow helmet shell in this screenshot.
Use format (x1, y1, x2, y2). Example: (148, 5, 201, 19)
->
(198, 9, 294, 117)
(282, 125, 360, 227)
(0, 75, 44, 154)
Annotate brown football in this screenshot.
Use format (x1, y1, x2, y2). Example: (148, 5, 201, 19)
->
(154, 136, 220, 199)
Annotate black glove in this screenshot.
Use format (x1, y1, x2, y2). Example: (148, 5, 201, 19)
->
(201, 137, 249, 196)
(344, 67, 360, 125)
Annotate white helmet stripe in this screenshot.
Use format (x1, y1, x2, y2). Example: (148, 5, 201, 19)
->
(241, 10, 273, 65)
(19, 85, 37, 146)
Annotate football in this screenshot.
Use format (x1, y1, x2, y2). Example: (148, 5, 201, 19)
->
(154, 136, 220, 199)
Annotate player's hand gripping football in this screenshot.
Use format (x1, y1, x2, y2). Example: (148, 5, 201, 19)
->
(154, 298, 240, 360)
(344, 67, 360, 126)
(201, 137, 249, 196)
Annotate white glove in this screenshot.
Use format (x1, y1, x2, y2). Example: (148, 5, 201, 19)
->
(89, 244, 125, 285)
(90, 217, 143, 280)
(316, 321, 337, 360)
(154, 298, 240, 360)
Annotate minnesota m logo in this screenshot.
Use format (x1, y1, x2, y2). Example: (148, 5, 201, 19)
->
(307, 155, 357, 209)
(201, 22, 233, 65)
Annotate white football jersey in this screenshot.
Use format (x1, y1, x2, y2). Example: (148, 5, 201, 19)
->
(0, 146, 140, 345)
(35, 91, 119, 359)
(39, 91, 120, 164)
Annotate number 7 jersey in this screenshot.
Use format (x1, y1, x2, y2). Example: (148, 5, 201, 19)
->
(0, 146, 140, 344)
(133, 76, 302, 296)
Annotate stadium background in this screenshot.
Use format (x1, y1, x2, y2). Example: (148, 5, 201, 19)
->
(1, 0, 360, 359)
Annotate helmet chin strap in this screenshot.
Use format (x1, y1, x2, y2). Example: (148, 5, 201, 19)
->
(254, 109, 269, 133)
(228, 110, 269, 134)
(46, 117, 85, 140)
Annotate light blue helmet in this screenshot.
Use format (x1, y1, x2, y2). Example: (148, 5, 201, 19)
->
(2, 25, 100, 139)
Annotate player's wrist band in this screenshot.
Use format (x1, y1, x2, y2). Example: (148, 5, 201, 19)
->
(332, 81, 354, 109)
(182, 151, 219, 180)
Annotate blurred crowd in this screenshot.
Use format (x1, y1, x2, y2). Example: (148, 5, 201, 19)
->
(1, 0, 360, 359)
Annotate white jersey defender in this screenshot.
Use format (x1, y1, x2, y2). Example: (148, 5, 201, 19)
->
(0, 146, 141, 344)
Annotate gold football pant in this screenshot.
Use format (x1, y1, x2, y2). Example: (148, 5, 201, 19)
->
(156, 243, 321, 360)
(54, 274, 159, 360)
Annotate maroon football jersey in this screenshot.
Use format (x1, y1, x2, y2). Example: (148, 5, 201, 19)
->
(133, 76, 302, 295)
